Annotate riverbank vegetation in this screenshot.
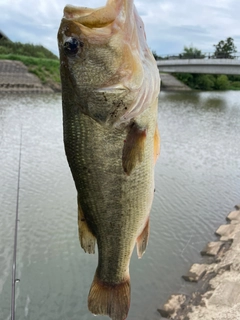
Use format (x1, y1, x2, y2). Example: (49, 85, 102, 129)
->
(154, 38, 240, 91)
(0, 39, 60, 89)
(174, 73, 240, 91)
(0, 39, 58, 59)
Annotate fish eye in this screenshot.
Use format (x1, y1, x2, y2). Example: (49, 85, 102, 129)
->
(63, 37, 80, 56)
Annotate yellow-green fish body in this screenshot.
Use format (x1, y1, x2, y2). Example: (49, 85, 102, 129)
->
(58, 1, 160, 319)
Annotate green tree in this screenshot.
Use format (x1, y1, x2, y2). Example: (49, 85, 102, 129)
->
(214, 75, 229, 90)
(213, 37, 237, 59)
(152, 50, 162, 60)
(179, 46, 205, 59)
(174, 73, 194, 87)
(195, 74, 215, 90)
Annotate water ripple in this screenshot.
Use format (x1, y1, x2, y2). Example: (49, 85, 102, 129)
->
(0, 92, 240, 320)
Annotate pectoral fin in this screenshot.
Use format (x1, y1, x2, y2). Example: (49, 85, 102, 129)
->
(78, 196, 96, 254)
(136, 218, 150, 259)
(122, 123, 147, 175)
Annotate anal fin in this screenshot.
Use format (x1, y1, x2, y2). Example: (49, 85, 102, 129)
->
(136, 218, 150, 259)
(78, 196, 96, 254)
(122, 122, 147, 175)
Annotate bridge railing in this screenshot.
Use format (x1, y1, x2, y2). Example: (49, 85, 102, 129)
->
(155, 52, 240, 61)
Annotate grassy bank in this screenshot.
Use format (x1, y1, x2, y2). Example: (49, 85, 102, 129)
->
(0, 53, 60, 88)
(0, 39, 58, 59)
(0, 39, 61, 91)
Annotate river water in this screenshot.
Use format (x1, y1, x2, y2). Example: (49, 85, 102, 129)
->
(0, 91, 239, 320)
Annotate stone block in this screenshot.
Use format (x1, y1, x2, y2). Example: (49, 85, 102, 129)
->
(182, 264, 208, 282)
(227, 210, 240, 222)
(215, 224, 240, 241)
(201, 241, 224, 257)
(158, 294, 186, 318)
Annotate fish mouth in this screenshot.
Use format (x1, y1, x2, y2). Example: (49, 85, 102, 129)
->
(63, 1, 124, 28)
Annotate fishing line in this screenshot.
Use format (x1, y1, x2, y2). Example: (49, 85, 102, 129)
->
(11, 127, 22, 320)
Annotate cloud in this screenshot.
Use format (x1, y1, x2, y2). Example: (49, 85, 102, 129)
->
(0, 0, 239, 56)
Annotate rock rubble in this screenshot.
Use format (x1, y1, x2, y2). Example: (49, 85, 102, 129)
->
(159, 206, 240, 320)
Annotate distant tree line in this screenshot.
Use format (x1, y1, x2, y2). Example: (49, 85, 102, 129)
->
(174, 73, 240, 91)
(178, 37, 237, 59)
(153, 38, 240, 90)
(153, 37, 238, 60)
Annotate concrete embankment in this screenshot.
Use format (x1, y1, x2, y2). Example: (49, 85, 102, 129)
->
(0, 60, 54, 93)
(160, 73, 191, 91)
(159, 204, 240, 320)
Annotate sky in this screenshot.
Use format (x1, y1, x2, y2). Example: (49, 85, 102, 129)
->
(1, 0, 240, 57)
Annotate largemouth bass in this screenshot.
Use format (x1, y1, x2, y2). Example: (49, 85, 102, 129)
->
(57, 0, 160, 319)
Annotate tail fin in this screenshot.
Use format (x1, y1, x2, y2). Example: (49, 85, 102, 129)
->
(88, 274, 131, 320)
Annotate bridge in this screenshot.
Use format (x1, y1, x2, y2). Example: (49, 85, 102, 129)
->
(156, 53, 240, 75)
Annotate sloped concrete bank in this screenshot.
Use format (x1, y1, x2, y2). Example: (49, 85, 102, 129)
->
(0, 60, 56, 93)
(160, 73, 191, 91)
(158, 204, 240, 320)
